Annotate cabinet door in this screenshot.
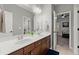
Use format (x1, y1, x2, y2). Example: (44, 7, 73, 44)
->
(41, 36, 50, 55)
(24, 44, 34, 55)
(31, 40, 41, 55)
(41, 42, 47, 54)
(31, 45, 41, 55)
(47, 38, 50, 48)
(45, 36, 50, 48)
(34, 40, 41, 47)
(9, 49, 23, 55)
(41, 39, 48, 55)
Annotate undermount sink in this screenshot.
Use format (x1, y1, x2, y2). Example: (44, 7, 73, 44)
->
(15, 32, 45, 45)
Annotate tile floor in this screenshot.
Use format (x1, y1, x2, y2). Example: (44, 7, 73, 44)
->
(55, 35, 73, 55)
(56, 45, 73, 55)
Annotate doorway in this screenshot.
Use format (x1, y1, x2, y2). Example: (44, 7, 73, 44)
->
(53, 11, 73, 55)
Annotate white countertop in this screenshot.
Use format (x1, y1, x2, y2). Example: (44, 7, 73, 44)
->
(0, 32, 51, 55)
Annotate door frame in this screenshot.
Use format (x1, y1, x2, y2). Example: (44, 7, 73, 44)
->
(52, 11, 57, 50)
(56, 11, 72, 49)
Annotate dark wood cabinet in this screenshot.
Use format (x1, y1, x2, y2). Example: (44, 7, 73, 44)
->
(9, 35, 51, 55)
(24, 44, 34, 55)
(34, 40, 41, 48)
(31, 40, 42, 55)
(47, 38, 50, 48)
(41, 36, 50, 55)
(31, 45, 41, 55)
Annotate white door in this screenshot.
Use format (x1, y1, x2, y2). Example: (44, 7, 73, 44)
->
(3, 11, 13, 35)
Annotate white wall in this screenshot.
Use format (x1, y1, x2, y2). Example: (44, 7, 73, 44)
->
(34, 4, 52, 33)
(73, 5, 79, 54)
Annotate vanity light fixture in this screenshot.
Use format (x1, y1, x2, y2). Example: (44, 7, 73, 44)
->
(32, 6, 42, 14)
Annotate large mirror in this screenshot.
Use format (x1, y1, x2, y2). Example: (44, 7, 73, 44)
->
(0, 8, 33, 38)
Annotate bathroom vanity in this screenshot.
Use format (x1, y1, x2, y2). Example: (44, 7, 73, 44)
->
(0, 32, 51, 55)
(9, 35, 50, 55)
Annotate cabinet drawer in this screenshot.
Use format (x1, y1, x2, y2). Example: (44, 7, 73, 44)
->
(24, 44, 34, 55)
(34, 40, 41, 47)
(9, 49, 23, 55)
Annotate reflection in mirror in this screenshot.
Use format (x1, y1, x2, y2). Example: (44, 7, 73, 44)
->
(0, 9, 13, 38)
(23, 16, 32, 34)
(3, 11, 13, 35)
(0, 9, 3, 32)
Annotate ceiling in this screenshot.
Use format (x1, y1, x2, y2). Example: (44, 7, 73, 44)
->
(17, 4, 43, 14)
